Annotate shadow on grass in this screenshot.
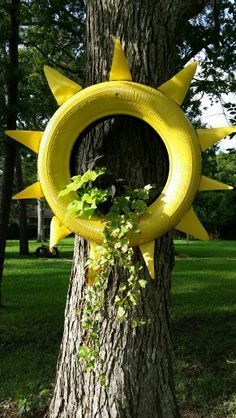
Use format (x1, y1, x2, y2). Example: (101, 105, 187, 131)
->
(173, 313, 236, 415)
(5, 251, 73, 260)
(175, 239, 236, 259)
(0, 277, 70, 401)
(172, 260, 236, 415)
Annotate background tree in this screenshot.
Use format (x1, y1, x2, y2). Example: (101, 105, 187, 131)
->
(15, 148, 29, 254)
(195, 148, 236, 238)
(0, 0, 20, 304)
(20, 0, 85, 244)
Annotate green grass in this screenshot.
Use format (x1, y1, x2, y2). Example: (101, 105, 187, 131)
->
(0, 239, 74, 401)
(172, 240, 236, 416)
(1, 238, 236, 416)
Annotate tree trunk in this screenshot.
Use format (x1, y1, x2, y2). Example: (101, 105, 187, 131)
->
(47, 0, 208, 416)
(0, 0, 20, 305)
(37, 198, 46, 243)
(15, 151, 29, 255)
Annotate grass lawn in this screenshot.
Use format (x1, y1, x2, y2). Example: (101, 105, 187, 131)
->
(173, 240, 236, 417)
(0, 238, 236, 416)
(0, 239, 73, 404)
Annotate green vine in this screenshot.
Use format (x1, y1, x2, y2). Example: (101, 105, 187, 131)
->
(60, 167, 153, 377)
(58, 167, 108, 218)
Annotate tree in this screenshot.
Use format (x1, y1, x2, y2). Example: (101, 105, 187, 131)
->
(195, 148, 236, 238)
(37, 198, 46, 242)
(176, 0, 235, 127)
(47, 1, 209, 417)
(17, 0, 85, 246)
(0, 0, 20, 304)
(216, 150, 236, 238)
(15, 149, 29, 254)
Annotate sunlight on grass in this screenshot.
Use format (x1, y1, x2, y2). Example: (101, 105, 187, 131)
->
(1, 238, 236, 417)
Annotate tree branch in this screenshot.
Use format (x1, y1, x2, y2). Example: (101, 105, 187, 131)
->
(177, 0, 211, 23)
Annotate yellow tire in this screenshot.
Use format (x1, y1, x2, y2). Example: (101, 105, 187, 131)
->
(38, 80, 201, 245)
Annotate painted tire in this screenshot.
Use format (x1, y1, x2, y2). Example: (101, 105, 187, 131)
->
(38, 81, 201, 245)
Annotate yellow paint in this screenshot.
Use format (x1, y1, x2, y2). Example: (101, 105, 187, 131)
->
(109, 37, 132, 81)
(5, 130, 43, 153)
(44, 66, 82, 105)
(199, 175, 233, 191)
(175, 207, 209, 240)
(158, 61, 197, 105)
(49, 216, 71, 250)
(37, 80, 203, 245)
(12, 181, 44, 199)
(197, 127, 236, 151)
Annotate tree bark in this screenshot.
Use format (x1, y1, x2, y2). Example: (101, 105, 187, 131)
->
(37, 198, 46, 243)
(47, 0, 209, 416)
(0, 0, 20, 305)
(15, 151, 29, 255)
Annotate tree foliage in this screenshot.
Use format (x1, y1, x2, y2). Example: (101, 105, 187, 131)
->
(178, 0, 235, 123)
(195, 149, 236, 238)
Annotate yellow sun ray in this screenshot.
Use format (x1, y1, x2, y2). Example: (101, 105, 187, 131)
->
(12, 181, 44, 200)
(109, 37, 132, 81)
(197, 126, 236, 151)
(5, 130, 43, 153)
(175, 207, 209, 240)
(158, 61, 198, 105)
(199, 175, 233, 191)
(139, 241, 155, 279)
(44, 66, 82, 106)
(49, 216, 71, 250)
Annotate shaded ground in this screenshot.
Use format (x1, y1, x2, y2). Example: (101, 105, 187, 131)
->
(0, 402, 226, 418)
(172, 240, 236, 417)
(0, 401, 42, 418)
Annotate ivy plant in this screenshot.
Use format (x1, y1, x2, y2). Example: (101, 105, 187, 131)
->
(60, 167, 153, 378)
(58, 167, 108, 218)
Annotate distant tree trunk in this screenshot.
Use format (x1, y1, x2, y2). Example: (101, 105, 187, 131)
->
(37, 198, 45, 243)
(0, 0, 20, 305)
(15, 151, 29, 255)
(47, 1, 208, 416)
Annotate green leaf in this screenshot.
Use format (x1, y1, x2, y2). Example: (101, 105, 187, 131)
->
(58, 181, 81, 196)
(144, 184, 153, 192)
(80, 167, 107, 185)
(39, 389, 50, 398)
(121, 244, 128, 253)
(117, 306, 125, 320)
(66, 200, 84, 216)
(132, 199, 147, 213)
(138, 279, 147, 288)
(99, 373, 107, 386)
(62, 169, 156, 375)
(81, 170, 100, 183)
